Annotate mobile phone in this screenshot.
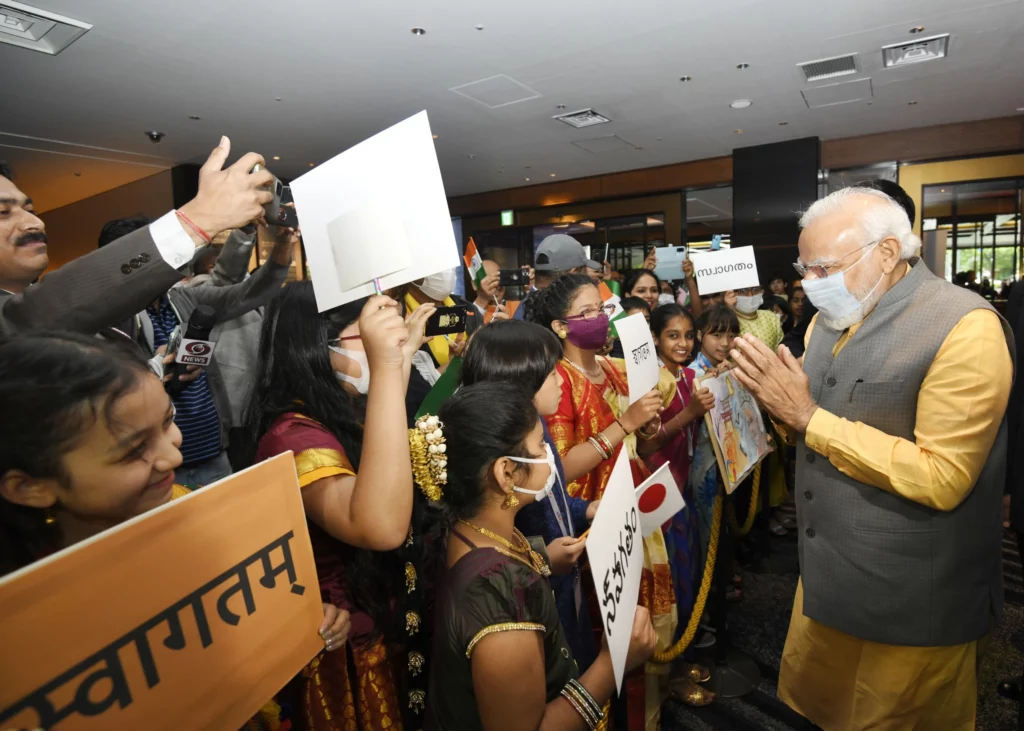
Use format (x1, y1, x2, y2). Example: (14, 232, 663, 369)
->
(499, 268, 528, 287)
(424, 305, 469, 337)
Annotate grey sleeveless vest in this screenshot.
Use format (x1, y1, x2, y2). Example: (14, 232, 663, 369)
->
(796, 258, 1013, 647)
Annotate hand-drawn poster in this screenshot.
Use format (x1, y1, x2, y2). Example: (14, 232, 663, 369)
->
(699, 369, 772, 494)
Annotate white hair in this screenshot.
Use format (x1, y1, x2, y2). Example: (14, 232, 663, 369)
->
(799, 187, 921, 260)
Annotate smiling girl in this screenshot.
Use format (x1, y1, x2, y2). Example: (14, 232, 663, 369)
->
(0, 332, 350, 728)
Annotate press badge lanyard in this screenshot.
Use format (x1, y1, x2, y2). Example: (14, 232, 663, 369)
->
(548, 472, 584, 617)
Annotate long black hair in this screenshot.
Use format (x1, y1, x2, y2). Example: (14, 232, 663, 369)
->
(438, 383, 540, 520)
(460, 320, 561, 394)
(242, 281, 366, 470)
(241, 282, 411, 639)
(0, 332, 152, 576)
(623, 268, 661, 297)
(523, 273, 596, 333)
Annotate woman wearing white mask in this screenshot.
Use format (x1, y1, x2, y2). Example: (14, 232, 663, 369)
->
(460, 320, 601, 672)
(426, 382, 656, 731)
(725, 285, 784, 351)
(243, 281, 435, 731)
(405, 267, 482, 420)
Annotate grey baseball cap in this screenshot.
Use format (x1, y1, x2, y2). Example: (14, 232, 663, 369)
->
(534, 234, 600, 272)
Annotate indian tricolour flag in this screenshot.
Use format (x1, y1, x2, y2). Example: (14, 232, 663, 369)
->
(463, 238, 486, 288)
(599, 281, 627, 336)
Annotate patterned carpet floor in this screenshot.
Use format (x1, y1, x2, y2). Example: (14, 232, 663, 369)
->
(662, 503, 1024, 730)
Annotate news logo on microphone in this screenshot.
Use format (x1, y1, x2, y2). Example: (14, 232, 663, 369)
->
(176, 338, 215, 367)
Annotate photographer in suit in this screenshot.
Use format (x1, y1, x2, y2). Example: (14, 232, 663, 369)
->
(0, 136, 274, 336)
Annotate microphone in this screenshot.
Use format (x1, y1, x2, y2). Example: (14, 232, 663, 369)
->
(166, 305, 217, 397)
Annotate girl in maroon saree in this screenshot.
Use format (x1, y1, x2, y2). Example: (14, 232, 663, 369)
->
(645, 304, 717, 706)
(244, 282, 434, 731)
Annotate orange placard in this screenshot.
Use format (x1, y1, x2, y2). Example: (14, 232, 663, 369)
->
(0, 453, 323, 731)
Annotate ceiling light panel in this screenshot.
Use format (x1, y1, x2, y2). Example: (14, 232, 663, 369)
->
(882, 34, 949, 68)
(0, 1, 91, 55)
(554, 109, 612, 129)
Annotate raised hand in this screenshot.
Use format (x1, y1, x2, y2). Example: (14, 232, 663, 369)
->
(359, 295, 412, 371)
(730, 336, 817, 433)
(178, 136, 275, 241)
(621, 389, 663, 434)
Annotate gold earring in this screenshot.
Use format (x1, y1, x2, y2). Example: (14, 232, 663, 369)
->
(503, 490, 519, 509)
(44, 508, 57, 525)
(558, 330, 567, 340)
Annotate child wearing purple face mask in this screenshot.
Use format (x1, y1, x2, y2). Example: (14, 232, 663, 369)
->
(525, 274, 681, 729)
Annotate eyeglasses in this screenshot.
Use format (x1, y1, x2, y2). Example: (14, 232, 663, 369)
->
(793, 239, 880, 280)
(564, 303, 617, 321)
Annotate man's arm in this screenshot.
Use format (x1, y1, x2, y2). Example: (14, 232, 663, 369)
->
(208, 228, 257, 286)
(190, 228, 295, 322)
(0, 136, 274, 335)
(805, 309, 1012, 510)
(0, 214, 189, 335)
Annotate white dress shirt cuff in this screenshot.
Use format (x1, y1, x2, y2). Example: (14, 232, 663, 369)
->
(149, 211, 196, 270)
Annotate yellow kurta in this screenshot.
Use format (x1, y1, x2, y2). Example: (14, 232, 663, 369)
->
(779, 303, 1012, 731)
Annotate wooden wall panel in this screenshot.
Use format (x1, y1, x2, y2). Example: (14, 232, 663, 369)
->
(821, 117, 1024, 170)
(448, 116, 1024, 218)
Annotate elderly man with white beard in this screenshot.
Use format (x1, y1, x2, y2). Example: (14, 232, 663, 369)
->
(729, 186, 1013, 730)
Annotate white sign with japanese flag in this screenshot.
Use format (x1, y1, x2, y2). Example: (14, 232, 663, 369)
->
(614, 311, 660, 405)
(586, 449, 643, 693)
(635, 462, 685, 537)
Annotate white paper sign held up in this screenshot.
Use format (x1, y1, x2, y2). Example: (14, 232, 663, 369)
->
(690, 246, 760, 295)
(289, 111, 460, 311)
(635, 462, 685, 537)
(614, 312, 659, 405)
(585, 450, 644, 692)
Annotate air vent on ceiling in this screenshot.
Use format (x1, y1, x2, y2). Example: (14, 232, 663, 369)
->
(882, 34, 949, 68)
(798, 54, 858, 82)
(554, 109, 612, 129)
(0, 1, 91, 55)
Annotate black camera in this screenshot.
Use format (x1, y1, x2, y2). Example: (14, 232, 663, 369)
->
(251, 164, 298, 228)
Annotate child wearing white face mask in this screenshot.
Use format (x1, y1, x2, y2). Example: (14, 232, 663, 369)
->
(426, 382, 657, 731)
(725, 286, 784, 351)
(459, 320, 601, 673)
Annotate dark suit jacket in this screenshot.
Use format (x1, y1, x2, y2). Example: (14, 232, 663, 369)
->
(0, 226, 182, 336)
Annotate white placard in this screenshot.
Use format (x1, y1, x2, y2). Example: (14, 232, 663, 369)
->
(290, 111, 460, 311)
(635, 462, 685, 537)
(586, 449, 643, 693)
(174, 338, 215, 367)
(328, 200, 412, 290)
(690, 245, 760, 295)
(614, 312, 659, 405)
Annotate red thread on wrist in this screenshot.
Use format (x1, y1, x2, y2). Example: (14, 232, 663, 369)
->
(175, 210, 212, 244)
